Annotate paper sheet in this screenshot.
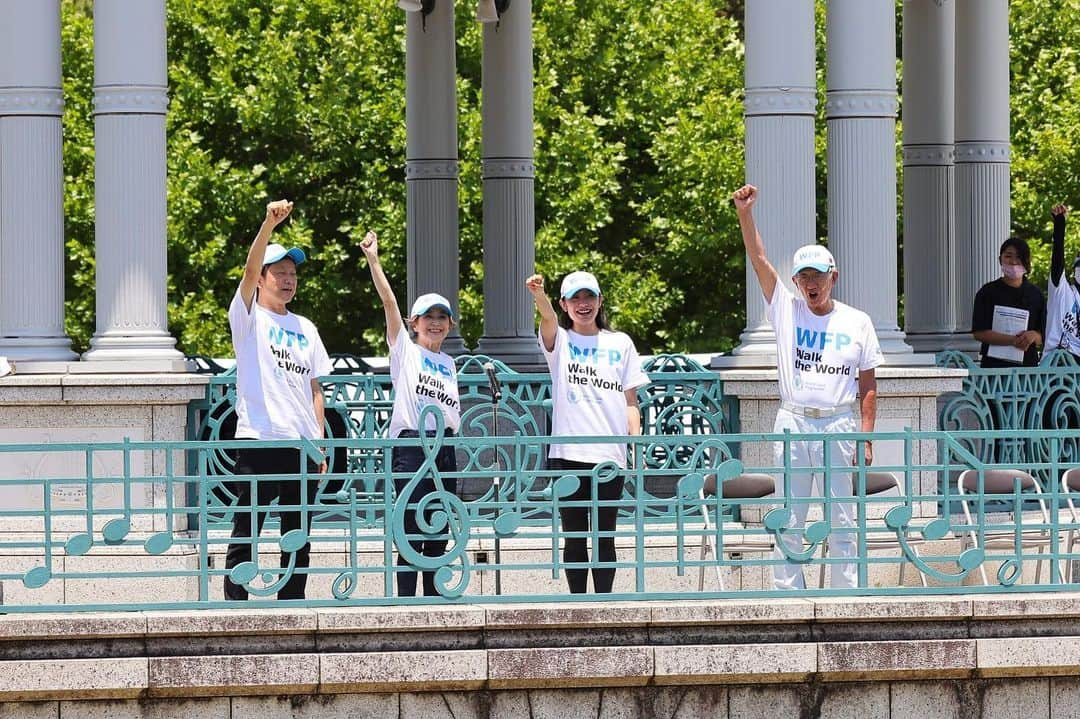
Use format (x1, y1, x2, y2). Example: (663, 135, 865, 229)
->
(986, 305, 1029, 363)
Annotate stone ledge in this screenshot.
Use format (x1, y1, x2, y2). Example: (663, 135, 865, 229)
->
(148, 653, 320, 697)
(488, 646, 653, 689)
(320, 650, 486, 693)
(971, 594, 1080, 619)
(315, 605, 485, 633)
(0, 612, 147, 641)
(650, 598, 814, 626)
(0, 657, 146, 701)
(813, 596, 973, 622)
(817, 639, 976, 680)
(0, 595, 1079, 702)
(485, 602, 652, 630)
(977, 636, 1080, 677)
(144, 609, 317, 637)
(654, 643, 815, 684)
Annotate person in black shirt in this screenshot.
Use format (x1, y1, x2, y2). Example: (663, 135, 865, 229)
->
(971, 237, 1047, 368)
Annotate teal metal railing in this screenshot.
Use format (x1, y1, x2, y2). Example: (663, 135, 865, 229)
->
(2, 422, 1080, 612)
(4, 352, 1080, 611)
(186, 354, 736, 529)
(937, 349, 1080, 472)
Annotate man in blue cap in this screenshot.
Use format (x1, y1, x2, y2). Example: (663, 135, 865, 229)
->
(733, 184, 883, 591)
(225, 199, 332, 600)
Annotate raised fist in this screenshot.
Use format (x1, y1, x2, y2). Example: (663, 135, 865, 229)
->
(265, 199, 293, 227)
(731, 185, 758, 214)
(525, 274, 546, 297)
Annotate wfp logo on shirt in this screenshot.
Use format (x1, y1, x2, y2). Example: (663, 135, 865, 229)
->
(569, 342, 622, 365)
(795, 327, 851, 352)
(268, 326, 310, 350)
(422, 357, 454, 378)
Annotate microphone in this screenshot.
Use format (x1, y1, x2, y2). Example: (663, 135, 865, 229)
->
(483, 362, 502, 402)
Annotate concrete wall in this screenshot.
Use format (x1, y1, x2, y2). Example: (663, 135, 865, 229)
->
(4, 595, 1080, 717)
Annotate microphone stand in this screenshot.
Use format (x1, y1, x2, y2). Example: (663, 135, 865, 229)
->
(484, 362, 503, 596)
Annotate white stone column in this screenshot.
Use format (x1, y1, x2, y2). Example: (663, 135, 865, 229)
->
(902, 0, 961, 353)
(83, 0, 183, 366)
(729, 0, 817, 361)
(826, 0, 911, 356)
(954, 0, 1010, 336)
(474, 0, 541, 364)
(405, 0, 465, 355)
(0, 0, 76, 362)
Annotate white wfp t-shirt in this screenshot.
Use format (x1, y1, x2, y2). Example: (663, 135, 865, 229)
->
(767, 282, 883, 407)
(387, 325, 461, 438)
(542, 327, 650, 468)
(1046, 275, 1080, 356)
(229, 289, 333, 440)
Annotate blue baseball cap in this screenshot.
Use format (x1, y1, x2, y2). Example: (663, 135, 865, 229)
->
(410, 293, 455, 320)
(263, 243, 306, 267)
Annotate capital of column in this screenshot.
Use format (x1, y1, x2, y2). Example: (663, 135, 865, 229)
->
(824, 90, 898, 119)
(405, 159, 460, 181)
(744, 87, 816, 117)
(954, 141, 1010, 163)
(92, 86, 169, 116)
(0, 88, 64, 117)
(481, 158, 535, 180)
(903, 144, 955, 166)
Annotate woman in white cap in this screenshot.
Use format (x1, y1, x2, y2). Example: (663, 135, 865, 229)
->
(525, 271, 649, 593)
(361, 231, 461, 597)
(732, 184, 882, 591)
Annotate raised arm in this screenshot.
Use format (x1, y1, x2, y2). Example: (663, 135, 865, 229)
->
(732, 185, 779, 303)
(359, 231, 404, 346)
(526, 274, 558, 352)
(239, 200, 293, 310)
(1050, 204, 1069, 285)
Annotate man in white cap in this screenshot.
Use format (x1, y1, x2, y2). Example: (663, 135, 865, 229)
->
(225, 199, 332, 601)
(732, 184, 882, 590)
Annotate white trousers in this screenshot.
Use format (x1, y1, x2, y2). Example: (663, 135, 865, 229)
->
(771, 408, 857, 590)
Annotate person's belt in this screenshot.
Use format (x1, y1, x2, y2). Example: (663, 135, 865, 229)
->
(779, 401, 856, 418)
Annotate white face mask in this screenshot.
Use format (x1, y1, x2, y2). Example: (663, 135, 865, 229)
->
(1001, 263, 1025, 281)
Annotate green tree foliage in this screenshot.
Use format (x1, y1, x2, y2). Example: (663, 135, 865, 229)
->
(1009, 0, 1080, 290)
(60, 0, 746, 357)
(57, 0, 1080, 357)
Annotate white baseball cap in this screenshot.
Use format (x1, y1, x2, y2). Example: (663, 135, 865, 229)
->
(791, 244, 835, 274)
(410, 293, 455, 320)
(263, 243, 306, 266)
(560, 271, 601, 299)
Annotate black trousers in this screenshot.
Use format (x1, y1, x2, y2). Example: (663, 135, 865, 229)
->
(549, 457, 625, 594)
(392, 432, 458, 597)
(224, 446, 319, 601)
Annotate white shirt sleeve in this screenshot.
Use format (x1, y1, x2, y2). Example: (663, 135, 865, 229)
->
(859, 315, 884, 371)
(389, 324, 412, 382)
(228, 287, 256, 340)
(309, 325, 333, 378)
(621, 335, 650, 391)
(540, 325, 566, 373)
(765, 280, 794, 333)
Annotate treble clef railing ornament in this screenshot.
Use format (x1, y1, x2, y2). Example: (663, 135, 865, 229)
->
(390, 405, 472, 598)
